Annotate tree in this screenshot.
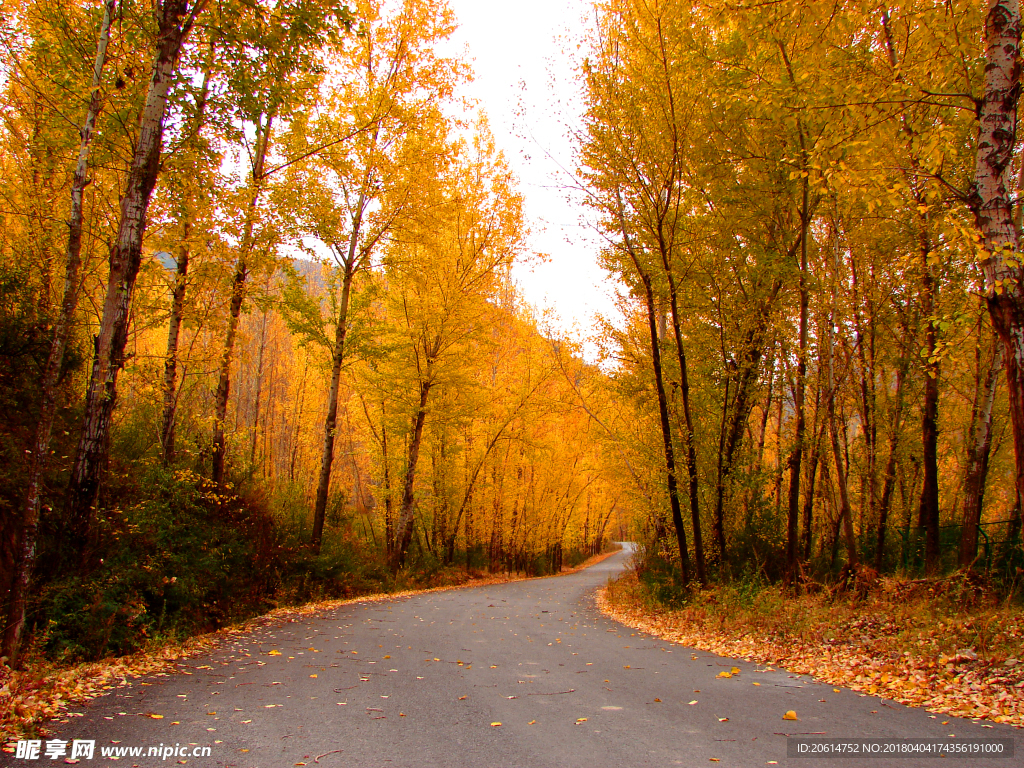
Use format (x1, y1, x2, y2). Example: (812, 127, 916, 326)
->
(382, 128, 523, 571)
(64, 0, 207, 546)
(3, 0, 117, 663)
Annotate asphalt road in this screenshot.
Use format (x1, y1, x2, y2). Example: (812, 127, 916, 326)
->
(17, 545, 1019, 768)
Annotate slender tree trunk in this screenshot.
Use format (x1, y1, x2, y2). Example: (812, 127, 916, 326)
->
(876, 352, 909, 571)
(851, 255, 878, 549)
(212, 112, 273, 485)
(160, 229, 190, 465)
(2, 0, 117, 663)
(827, 317, 858, 568)
(666, 282, 705, 583)
(917, 233, 941, 574)
(615, 192, 689, 583)
(248, 308, 269, 467)
(288, 358, 308, 482)
(971, 1, 1024, 543)
(382, 406, 394, 558)
(159, 65, 210, 466)
(64, 0, 203, 540)
(786, 202, 811, 580)
(389, 379, 432, 572)
(311, 199, 365, 552)
(960, 331, 1003, 567)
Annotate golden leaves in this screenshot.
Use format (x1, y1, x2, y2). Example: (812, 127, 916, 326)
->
(783, 710, 798, 721)
(596, 581, 1024, 728)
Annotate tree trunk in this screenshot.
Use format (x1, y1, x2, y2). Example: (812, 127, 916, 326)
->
(875, 350, 909, 571)
(160, 230, 190, 465)
(666, 282, 705, 583)
(827, 317, 858, 568)
(917, 234, 941, 574)
(64, 0, 203, 540)
(311, 195, 365, 553)
(248, 308, 269, 467)
(970, 1, 1024, 546)
(3, 0, 117, 663)
(389, 379, 432, 572)
(785, 198, 809, 580)
(959, 330, 1003, 568)
(159, 64, 210, 466)
(615, 191, 689, 583)
(212, 111, 273, 485)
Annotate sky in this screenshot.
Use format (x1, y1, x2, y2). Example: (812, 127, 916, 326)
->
(440, 0, 619, 342)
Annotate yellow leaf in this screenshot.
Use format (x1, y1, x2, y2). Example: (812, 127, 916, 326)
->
(310, 674, 318, 678)
(148, 714, 164, 719)
(783, 710, 798, 721)
(576, 717, 588, 722)
(833, 689, 840, 693)
(731, 667, 740, 674)
(528, 720, 536, 725)
(753, 682, 761, 686)
(384, 655, 391, 659)
(716, 671, 732, 678)
(689, 700, 698, 705)
(718, 717, 729, 722)
(491, 722, 502, 727)
(653, 698, 661, 702)
(268, 650, 282, 656)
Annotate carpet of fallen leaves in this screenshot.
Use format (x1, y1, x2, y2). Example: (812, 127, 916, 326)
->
(1, 551, 619, 743)
(597, 572, 1024, 729)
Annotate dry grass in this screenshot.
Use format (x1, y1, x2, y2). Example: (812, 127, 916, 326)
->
(598, 571, 1024, 727)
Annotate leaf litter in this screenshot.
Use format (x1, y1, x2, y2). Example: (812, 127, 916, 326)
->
(597, 576, 1024, 728)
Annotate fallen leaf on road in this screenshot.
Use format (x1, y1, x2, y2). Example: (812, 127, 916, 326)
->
(491, 722, 501, 727)
(309, 674, 317, 678)
(148, 714, 164, 719)
(783, 710, 798, 721)
(528, 720, 536, 725)
(653, 698, 661, 702)
(689, 700, 698, 705)
(719, 717, 729, 722)
(753, 682, 760, 686)
(731, 667, 741, 674)
(268, 650, 281, 656)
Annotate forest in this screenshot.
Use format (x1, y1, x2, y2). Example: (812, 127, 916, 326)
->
(0, 0, 1022, 675)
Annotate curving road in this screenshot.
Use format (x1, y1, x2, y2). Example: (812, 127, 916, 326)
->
(19, 545, 1018, 767)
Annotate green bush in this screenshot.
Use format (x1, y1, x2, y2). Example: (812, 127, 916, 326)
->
(35, 464, 277, 660)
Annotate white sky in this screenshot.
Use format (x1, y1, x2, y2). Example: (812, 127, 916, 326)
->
(441, 0, 619, 343)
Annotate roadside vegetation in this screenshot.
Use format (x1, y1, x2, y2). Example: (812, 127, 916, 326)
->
(601, 549, 1024, 727)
